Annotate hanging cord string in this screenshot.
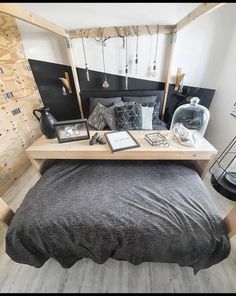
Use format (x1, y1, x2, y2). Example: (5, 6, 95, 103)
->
(101, 36, 106, 75)
(81, 30, 88, 67)
(134, 26, 139, 74)
(100, 27, 109, 88)
(115, 26, 125, 48)
(81, 29, 90, 81)
(124, 27, 129, 89)
(153, 25, 159, 71)
(145, 25, 152, 36)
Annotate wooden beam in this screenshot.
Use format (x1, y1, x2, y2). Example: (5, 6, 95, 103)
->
(0, 197, 15, 226)
(161, 32, 177, 120)
(174, 3, 225, 32)
(0, 3, 68, 38)
(65, 38, 84, 119)
(224, 206, 236, 238)
(69, 25, 175, 39)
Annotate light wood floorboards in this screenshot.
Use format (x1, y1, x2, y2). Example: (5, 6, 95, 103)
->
(0, 166, 236, 293)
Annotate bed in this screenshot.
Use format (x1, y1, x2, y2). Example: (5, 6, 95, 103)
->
(6, 159, 230, 274)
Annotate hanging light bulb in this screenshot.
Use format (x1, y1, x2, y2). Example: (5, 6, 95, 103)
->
(101, 37, 110, 88)
(125, 34, 128, 90)
(102, 76, 109, 88)
(81, 31, 90, 82)
(150, 25, 159, 77)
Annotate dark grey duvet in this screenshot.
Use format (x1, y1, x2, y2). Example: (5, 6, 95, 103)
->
(6, 160, 230, 274)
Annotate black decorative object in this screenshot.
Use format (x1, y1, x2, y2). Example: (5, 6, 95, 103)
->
(33, 107, 57, 139)
(209, 136, 236, 201)
(53, 119, 90, 143)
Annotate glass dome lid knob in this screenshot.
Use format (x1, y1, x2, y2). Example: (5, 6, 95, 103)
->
(190, 97, 200, 105)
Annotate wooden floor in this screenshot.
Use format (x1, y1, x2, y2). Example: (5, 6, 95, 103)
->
(0, 166, 236, 293)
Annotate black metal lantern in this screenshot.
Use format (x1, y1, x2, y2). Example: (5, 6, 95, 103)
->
(209, 136, 236, 201)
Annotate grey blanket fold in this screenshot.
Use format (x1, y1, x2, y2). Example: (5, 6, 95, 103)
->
(6, 160, 230, 274)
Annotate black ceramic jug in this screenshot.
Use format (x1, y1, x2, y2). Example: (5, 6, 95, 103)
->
(33, 107, 57, 139)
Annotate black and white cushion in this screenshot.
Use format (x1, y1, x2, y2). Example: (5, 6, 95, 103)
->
(102, 101, 124, 130)
(115, 104, 142, 130)
(87, 103, 107, 130)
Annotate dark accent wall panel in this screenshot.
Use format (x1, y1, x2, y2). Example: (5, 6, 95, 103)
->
(29, 59, 215, 126)
(164, 84, 216, 128)
(29, 59, 81, 121)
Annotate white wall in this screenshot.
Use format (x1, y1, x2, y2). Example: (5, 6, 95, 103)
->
(205, 25, 236, 153)
(17, 4, 236, 89)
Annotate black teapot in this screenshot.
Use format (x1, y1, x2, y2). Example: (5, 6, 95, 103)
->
(33, 107, 57, 139)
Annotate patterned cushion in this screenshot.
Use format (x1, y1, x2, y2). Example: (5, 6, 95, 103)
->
(141, 106, 154, 130)
(115, 104, 142, 130)
(89, 97, 122, 113)
(87, 103, 107, 130)
(103, 101, 124, 130)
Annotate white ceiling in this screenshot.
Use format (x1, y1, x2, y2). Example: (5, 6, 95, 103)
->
(16, 2, 200, 30)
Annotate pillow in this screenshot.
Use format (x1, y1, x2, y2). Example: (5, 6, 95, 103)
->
(89, 97, 122, 113)
(87, 103, 107, 130)
(142, 101, 161, 126)
(141, 106, 154, 130)
(115, 104, 142, 130)
(122, 96, 157, 104)
(126, 101, 161, 126)
(102, 101, 124, 130)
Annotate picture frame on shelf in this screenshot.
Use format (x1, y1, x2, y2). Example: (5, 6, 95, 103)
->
(105, 130, 140, 153)
(53, 119, 90, 143)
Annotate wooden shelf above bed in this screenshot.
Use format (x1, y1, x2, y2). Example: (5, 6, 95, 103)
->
(26, 131, 217, 179)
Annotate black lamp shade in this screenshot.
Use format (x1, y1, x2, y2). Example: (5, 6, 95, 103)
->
(209, 136, 236, 201)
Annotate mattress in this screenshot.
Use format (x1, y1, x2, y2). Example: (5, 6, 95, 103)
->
(6, 160, 230, 273)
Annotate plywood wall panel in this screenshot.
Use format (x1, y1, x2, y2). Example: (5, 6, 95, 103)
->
(0, 12, 42, 195)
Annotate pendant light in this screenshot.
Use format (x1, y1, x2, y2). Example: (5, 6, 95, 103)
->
(101, 37, 109, 88)
(150, 25, 159, 77)
(81, 30, 90, 82)
(125, 33, 129, 90)
(135, 26, 139, 74)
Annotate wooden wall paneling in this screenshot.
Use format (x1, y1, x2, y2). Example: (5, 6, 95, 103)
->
(0, 106, 29, 192)
(19, 95, 43, 143)
(0, 13, 42, 195)
(0, 166, 13, 196)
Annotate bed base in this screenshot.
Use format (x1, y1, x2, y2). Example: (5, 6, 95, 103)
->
(0, 197, 15, 226)
(1, 197, 236, 239)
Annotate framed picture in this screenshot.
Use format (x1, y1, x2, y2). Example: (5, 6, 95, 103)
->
(105, 130, 140, 153)
(53, 119, 90, 143)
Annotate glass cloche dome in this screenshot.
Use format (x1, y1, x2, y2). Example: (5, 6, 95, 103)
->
(170, 97, 210, 137)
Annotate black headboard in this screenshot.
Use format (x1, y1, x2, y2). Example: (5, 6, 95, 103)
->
(80, 89, 164, 118)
